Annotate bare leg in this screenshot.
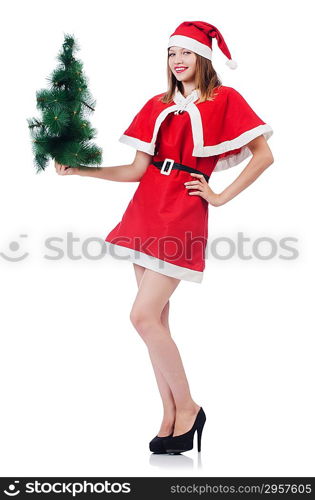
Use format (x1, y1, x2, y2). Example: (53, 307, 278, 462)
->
(133, 263, 175, 436)
(130, 266, 200, 436)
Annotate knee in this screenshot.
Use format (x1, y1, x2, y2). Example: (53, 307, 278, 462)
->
(129, 308, 160, 337)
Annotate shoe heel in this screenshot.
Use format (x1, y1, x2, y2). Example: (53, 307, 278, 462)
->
(164, 407, 206, 454)
(197, 420, 205, 452)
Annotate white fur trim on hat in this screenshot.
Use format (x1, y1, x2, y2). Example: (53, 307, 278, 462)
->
(168, 35, 212, 60)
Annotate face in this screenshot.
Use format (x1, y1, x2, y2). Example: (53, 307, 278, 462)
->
(168, 46, 197, 82)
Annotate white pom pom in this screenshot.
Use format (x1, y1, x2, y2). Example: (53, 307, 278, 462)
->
(226, 59, 238, 69)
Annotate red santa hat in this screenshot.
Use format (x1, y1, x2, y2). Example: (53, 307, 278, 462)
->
(167, 21, 237, 69)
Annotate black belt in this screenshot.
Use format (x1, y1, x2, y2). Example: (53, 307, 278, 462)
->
(152, 160, 209, 182)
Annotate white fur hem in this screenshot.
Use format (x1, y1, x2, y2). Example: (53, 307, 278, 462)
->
(119, 134, 155, 155)
(119, 124, 273, 172)
(211, 124, 274, 171)
(104, 241, 204, 283)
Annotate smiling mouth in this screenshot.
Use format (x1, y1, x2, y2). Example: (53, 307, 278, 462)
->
(175, 67, 188, 73)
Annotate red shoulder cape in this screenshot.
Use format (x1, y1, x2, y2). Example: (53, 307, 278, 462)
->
(119, 86, 273, 172)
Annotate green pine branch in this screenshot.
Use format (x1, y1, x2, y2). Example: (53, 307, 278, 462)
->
(27, 33, 102, 173)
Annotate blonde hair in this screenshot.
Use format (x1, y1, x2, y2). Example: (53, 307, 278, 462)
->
(159, 51, 222, 104)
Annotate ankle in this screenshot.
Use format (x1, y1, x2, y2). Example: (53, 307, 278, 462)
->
(176, 402, 200, 415)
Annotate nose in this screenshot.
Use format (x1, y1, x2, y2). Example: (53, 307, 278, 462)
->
(173, 54, 183, 64)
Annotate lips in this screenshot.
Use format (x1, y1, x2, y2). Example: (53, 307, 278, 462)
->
(175, 67, 188, 73)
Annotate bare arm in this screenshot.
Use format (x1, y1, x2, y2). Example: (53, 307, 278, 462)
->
(184, 134, 274, 206)
(55, 150, 153, 182)
(217, 134, 274, 205)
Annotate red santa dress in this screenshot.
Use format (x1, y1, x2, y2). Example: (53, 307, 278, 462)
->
(104, 85, 273, 283)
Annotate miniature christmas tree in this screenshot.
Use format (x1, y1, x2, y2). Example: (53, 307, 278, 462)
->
(27, 33, 102, 173)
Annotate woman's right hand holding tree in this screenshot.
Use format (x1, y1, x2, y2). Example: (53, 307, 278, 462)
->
(55, 161, 79, 176)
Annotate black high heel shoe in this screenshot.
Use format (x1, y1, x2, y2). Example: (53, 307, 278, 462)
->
(163, 407, 206, 454)
(149, 433, 173, 453)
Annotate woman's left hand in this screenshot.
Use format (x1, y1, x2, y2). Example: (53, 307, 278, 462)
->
(184, 173, 223, 206)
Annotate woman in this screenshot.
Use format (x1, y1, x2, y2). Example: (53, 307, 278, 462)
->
(55, 21, 274, 454)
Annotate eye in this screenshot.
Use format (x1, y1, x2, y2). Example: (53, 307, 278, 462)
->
(168, 51, 191, 57)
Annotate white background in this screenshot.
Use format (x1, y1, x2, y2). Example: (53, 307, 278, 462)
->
(1, 0, 314, 478)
